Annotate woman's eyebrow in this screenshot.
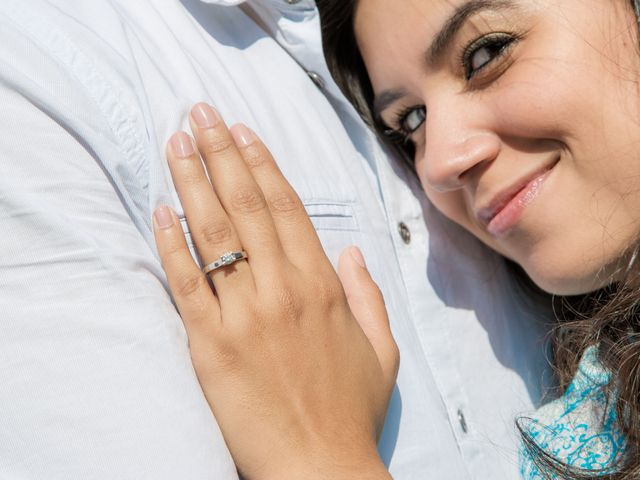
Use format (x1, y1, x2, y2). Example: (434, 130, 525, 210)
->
(427, 0, 517, 66)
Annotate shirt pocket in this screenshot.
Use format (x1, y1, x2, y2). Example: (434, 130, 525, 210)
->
(304, 201, 358, 232)
(304, 201, 360, 267)
(179, 201, 360, 269)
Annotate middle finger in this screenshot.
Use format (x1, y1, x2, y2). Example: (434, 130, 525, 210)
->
(189, 103, 286, 272)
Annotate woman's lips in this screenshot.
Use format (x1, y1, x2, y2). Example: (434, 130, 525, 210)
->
(479, 167, 555, 237)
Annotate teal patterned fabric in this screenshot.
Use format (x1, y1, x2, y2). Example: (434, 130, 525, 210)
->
(519, 347, 626, 479)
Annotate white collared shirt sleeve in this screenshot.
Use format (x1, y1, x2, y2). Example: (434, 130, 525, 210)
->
(0, 6, 238, 479)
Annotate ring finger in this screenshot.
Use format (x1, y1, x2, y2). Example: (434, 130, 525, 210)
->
(167, 131, 254, 297)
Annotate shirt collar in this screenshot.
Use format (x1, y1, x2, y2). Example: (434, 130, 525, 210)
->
(199, 0, 316, 9)
(199, 0, 247, 5)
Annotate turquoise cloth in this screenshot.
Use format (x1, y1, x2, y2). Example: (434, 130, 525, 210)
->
(519, 347, 626, 478)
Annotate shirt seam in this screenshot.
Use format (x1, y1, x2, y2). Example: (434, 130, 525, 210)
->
(1, 0, 150, 230)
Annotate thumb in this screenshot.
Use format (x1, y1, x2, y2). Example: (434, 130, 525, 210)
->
(338, 246, 399, 390)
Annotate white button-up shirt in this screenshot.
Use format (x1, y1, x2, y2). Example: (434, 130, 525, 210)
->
(0, 0, 551, 478)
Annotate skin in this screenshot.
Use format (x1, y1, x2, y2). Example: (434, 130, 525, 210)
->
(153, 104, 396, 479)
(355, 0, 640, 295)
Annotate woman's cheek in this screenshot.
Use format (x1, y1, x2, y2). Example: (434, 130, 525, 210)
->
(423, 186, 473, 232)
(423, 184, 515, 259)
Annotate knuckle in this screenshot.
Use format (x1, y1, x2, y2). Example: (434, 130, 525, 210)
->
(230, 186, 266, 214)
(392, 341, 400, 363)
(193, 340, 241, 377)
(242, 145, 267, 168)
(174, 272, 208, 298)
(264, 285, 302, 322)
(203, 134, 235, 155)
(390, 341, 401, 373)
(305, 275, 343, 310)
(315, 271, 343, 298)
(211, 341, 242, 372)
(317, 278, 341, 301)
(173, 159, 204, 186)
(162, 239, 187, 260)
(370, 283, 386, 304)
(197, 220, 234, 247)
(268, 190, 300, 217)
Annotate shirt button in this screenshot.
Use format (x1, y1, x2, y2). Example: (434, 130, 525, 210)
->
(306, 70, 325, 89)
(285, 0, 301, 4)
(457, 409, 468, 434)
(398, 222, 411, 244)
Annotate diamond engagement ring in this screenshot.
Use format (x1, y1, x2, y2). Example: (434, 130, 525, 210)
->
(202, 250, 248, 275)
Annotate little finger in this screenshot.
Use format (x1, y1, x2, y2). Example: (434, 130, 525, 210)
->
(152, 204, 221, 339)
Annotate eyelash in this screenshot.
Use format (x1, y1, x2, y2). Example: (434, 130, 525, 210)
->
(460, 32, 518, 80)
(383, 32, 519, 151)
(385, 104, 425, 147)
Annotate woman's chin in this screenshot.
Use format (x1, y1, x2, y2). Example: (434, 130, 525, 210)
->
(521, 260, 615, 297)
(506, 233, 633, 296)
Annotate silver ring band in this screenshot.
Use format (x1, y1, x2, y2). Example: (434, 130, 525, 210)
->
(202, 250, 248, 275)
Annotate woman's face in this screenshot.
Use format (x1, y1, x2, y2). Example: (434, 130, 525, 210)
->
(355, 0, 640, 295)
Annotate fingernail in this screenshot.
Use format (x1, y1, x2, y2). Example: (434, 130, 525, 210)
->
(191, 102, 221, 129)
(170, 132, 195, 158)
(154, 205, 175, 229)
(349, 246, 366, 269)
(230, 124, 256, 147)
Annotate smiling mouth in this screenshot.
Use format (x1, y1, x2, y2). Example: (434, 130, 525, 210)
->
(476, 160, 559, 237)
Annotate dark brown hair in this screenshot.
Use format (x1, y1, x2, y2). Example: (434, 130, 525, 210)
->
(315, 0, 640, 477)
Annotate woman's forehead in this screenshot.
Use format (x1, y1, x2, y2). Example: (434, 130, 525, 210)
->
(354, 0, 524, 54)
(355, 0, 517, 28)
(354, 0, 521, 79)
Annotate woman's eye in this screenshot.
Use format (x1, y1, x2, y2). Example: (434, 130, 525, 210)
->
(401, 107, 426, 134)
(381, 105, 425, 155)
(463, 33, 516, 80)
(470, 47, 493, 72)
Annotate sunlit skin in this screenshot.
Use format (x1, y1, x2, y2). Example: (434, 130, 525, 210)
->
(355, 0, 640, 295)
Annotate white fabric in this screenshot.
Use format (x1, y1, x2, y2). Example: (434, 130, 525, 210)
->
(0, 0, 550, 478)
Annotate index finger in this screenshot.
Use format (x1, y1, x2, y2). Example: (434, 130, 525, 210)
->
(228, 123, 333, 275)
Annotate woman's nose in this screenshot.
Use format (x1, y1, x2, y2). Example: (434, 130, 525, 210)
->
(421, 103, 501, 192)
